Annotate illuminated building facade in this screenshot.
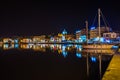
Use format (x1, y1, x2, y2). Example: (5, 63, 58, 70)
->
(3, 38, 14, 43)
(20, 38, 32, 43)
(75, 28, 87, 43)
(32, 35, 46, 43)
(90, 26, 111, 39)
(76, 30, 81, 40)
(76, 28, 86, 40)
(65, 34, 75, 41)
(103, 32, 119, 39)
(57, 33, 63, 42)
(90, 29, 98, 39)
(62, 29, 67, 41)
(50, 35, 61, 42)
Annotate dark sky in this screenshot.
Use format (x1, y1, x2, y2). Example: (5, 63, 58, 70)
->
(0, 0, 120, 36)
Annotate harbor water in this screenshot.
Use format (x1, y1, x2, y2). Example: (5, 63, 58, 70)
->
(0, 44, 114, 80)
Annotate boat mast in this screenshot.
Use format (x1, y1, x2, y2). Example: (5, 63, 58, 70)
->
(85, 21, 88, 44)
(98, 8, 101, 39)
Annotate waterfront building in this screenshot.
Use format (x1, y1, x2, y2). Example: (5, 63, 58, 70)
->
(62, 29, 67, 41)
(50, 35, 60, 42)
(57, 33, 63, 42)
(89, 28, 98, 39)
(62, 29, 67, 35)
(103, 32, 119, 43)
(20, 38, 32, 43)
(75, 28, 86, 43)
(76, 28, 86, 40)
(3, 38, 14, 43)
(75, 30, 81, 40)
(103, 32, 119, 39)
(90, 26, 111, 39)
(65, 34, 75, 41)
(32, 35, 46, 43)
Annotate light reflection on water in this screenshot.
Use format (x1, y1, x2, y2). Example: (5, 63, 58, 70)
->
(0, 43, 114, 80)
(2, 43, 115, 54)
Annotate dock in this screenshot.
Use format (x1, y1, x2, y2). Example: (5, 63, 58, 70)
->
(102, 54, 120, 80)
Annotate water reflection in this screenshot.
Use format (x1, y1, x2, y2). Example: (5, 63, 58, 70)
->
(1, 43, 114, 80)
(3, 44, 15, 50)
(1, 43, 115, 55)
(76, 53, 82, 58)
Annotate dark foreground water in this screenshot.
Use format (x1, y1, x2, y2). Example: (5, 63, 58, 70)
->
(0, 44, 113, 80)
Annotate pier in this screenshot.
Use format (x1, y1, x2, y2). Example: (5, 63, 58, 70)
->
(102, 54, 120, 80)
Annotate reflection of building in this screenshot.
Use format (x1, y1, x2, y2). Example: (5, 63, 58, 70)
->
(3, 44, 15, 50)
(75, 45, 82, 52)
(32, 45, 46, 52)
(20, 44, 33, 49)
(62, 45, 68, 58)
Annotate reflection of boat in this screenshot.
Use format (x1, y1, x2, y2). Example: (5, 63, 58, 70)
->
(0, 42, 3, 47)
(82, 49, 115, 54)
(82, 8, 113, 49)
(82, 44, 113, 49)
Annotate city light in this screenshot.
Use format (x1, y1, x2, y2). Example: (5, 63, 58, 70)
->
(90, 26, 96, 30)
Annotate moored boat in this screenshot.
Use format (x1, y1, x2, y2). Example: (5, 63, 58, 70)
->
(82, 8, 114, 49)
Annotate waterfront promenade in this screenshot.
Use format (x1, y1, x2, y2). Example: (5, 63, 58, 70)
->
(102, 54, 120, 80)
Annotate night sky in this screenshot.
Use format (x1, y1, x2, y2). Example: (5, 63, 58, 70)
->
(0, 0, 120, 37)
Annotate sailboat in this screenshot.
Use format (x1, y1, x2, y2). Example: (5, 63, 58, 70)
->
(82, 8, 114, 49)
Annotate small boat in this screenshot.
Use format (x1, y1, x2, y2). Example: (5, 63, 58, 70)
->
(82, 8, 114, 49)
(82, 44, 113, 49)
